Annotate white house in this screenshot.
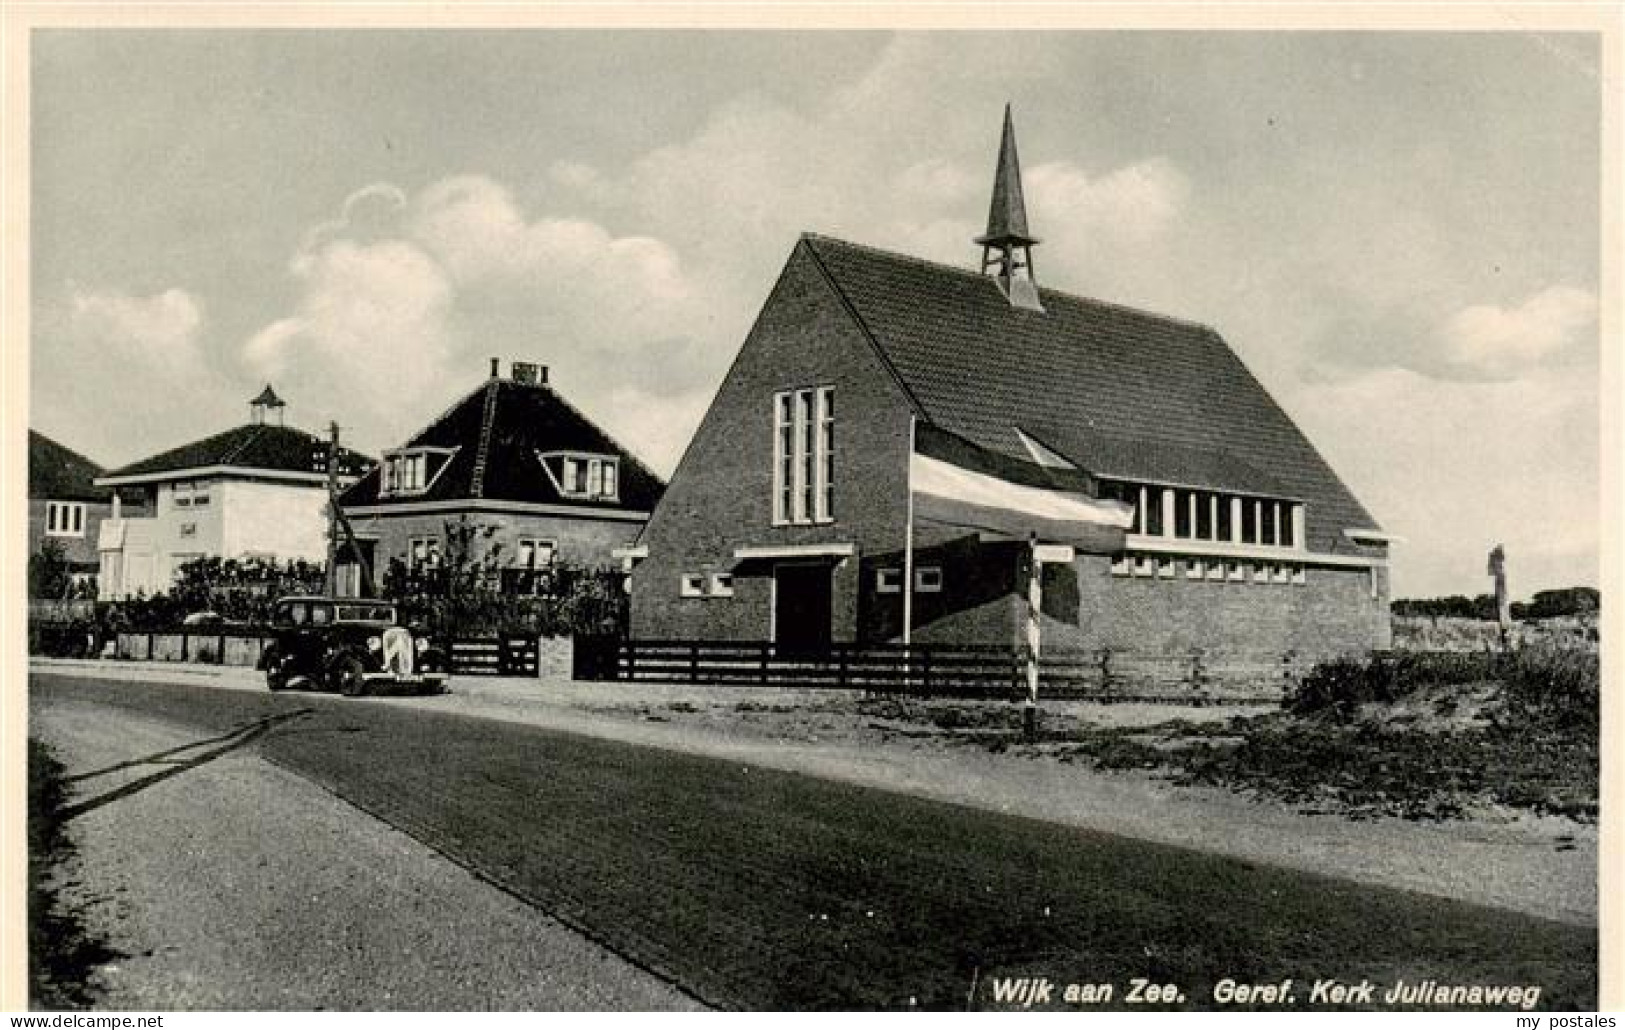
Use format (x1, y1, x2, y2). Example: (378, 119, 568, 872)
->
(93, 387, 371, 599)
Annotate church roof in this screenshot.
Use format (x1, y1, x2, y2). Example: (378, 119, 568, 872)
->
(338, 376, 664, 513)
(796, 233, 1379, 550)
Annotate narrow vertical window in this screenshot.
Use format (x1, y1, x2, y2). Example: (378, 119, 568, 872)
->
(1241, 499, 1257, 544)
(798, 390, 815, 521)
(773, 387, 835, 525)
(817, 387, 834, 521)
(1174, 489, 1192, 539)
(1261, 501, 1277, 547)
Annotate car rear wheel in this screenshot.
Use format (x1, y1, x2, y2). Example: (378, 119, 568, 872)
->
(332, 655, 367, 697)
(266, 667, 287, 691)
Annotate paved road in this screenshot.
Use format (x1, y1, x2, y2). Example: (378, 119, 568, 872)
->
(29, 672, 1598, 1011)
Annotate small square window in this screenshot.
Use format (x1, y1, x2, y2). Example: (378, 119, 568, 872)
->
(1133, 556, 1157, 578)
(915, 567, 943, 593)
(1110, 555, 1131, 576)
(1272, 564, 1291, 584)
(876, 568, 903, 594)
(1186, 559, 1205, 580)
(1291, 566, 1307, 586)
(1157, 558, 1176, 579)
(680, 573, 705, 597)
(709, 573, 735, 597)
(1227, 561, 1246, 581)
(1253, 563, 1270, 583)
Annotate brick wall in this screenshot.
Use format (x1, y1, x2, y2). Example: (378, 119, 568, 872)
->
(632, 241, 915, 641)
(28, 497, 117, 570)
(629, 240, 1391, 659)
(346, 508, 644, 576)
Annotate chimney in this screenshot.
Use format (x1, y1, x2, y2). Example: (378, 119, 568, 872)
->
(511, 361, 548, 386)
(489, 357, 501, 379)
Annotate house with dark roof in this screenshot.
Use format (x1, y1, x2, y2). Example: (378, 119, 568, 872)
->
(629, 108, 1393, 658)
(338, 360, 663, 595)
(93, 387, 371, 599)
(28, 430, 145, 589)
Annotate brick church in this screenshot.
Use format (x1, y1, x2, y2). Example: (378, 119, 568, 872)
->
(628, 107, 1392, 659)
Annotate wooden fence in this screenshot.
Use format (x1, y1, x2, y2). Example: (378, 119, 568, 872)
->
(574, 638, 1304, 704)
(92, 629, 554, 678)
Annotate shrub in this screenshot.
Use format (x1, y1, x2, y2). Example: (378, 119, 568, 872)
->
(1497, 643, 1599, 740)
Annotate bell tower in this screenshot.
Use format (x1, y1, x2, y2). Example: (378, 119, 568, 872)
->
(975, 104, 1044, 312)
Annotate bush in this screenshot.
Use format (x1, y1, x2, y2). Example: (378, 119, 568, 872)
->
(1288, 652, 1500, 720)
(1497, 643, 1599, 740)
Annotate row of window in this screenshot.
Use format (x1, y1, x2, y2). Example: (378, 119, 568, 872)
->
(773, 387, 835, 525)
(382, 449, 622, 502)
(406, 536, 556, 569)
(559, 455, 618, 501)
(171, 480, 212, 510)
(45, 501, 86, 537)
(1097, 480, 1301, 549)
(384, 452, 430, 494)
(1111, 554, 1308, 585)
(676, 567, 946, 599)
(876, 567, 942, 594)
(681, 572, 735, 598)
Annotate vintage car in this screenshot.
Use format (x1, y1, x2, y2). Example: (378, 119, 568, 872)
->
(259, 596, 447, 696)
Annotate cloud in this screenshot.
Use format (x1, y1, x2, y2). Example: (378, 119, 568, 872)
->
(237, 174, 713, 462)
(34, 286, 240, 464)
(1029, 158, 1192, 248)
(1290, 362, 1597, 598)
(1436, 285, 1597, 380)
(66, 287, 204, 367)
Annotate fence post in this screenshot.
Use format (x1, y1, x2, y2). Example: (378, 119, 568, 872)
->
(217, 632, 227, 665)
(760, 643, 769, 685)
(921, 648, 932, 695)
(838, 646, 849, 690)
(691, 641, 700, 683)
(625, 639, 636, 681)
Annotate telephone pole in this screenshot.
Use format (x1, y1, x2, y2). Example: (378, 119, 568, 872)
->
(324, 420, 340, 597)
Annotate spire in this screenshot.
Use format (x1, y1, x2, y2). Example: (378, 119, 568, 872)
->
(975, 104, 1043, 312)
(249, 384, 286, 426)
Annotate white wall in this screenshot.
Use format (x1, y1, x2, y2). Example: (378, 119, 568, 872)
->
(219, 479, 330, 561)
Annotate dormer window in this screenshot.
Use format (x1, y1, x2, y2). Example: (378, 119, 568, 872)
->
(540, 452, 620, 501)
(380, 447, 455, 497)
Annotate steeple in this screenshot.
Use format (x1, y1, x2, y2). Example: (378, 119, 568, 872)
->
(975, 104, 1043, 312)
(250, 384, 286, 426)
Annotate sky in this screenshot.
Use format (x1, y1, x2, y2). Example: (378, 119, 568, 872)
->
(28, 29, 1603, 600)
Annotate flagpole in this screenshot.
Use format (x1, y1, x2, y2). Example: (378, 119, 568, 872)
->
(902, 414, 917, 648)
(1025, 532, 1040, 743)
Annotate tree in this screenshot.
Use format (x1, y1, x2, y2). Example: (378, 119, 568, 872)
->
(28, 540, 72, 600)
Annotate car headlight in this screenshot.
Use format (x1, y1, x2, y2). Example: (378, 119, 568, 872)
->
(367, 636, 382, 652)
(414, 637, 428, 653)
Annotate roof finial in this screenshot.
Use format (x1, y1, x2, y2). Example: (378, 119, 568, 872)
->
(250, 384, 286, 426)
(975, 104, 1043, 312)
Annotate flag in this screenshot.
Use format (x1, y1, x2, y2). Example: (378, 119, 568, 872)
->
(910, 423, 1133, 549)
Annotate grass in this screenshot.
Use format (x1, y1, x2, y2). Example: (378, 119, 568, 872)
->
(28, 739, 121, 1008)
(868, 644, 1602, 825)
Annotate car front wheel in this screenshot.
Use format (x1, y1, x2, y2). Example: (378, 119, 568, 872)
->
(331, 655, 368, 697)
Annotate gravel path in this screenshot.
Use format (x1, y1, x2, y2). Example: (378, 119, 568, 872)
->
(29, 691, 704, 1010)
